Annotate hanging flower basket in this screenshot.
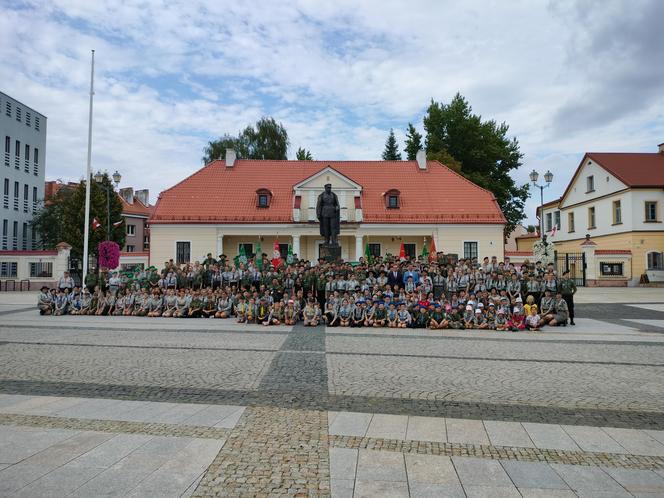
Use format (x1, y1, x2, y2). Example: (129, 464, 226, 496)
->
(98, 241, 120, 270)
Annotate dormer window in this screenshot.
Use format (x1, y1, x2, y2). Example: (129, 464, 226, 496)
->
(256, 189, 272, 208)
(385, 189, 400, 209)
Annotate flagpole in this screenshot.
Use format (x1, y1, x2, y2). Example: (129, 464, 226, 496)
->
(82, 50, 95, 284)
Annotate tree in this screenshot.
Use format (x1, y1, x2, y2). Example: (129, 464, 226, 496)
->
(296, 147, 313, 160)
(31, 173, 125, 259)
(203, 117, 289, 163)
(526, 224, 537, 233)
(381, 128, 402, 160)
(423, 93, 529, 235)
(404, 123, 423, 160)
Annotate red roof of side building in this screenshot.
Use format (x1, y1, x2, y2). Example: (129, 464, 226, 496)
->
(586, 152, 664, 187)
(120, 196, 154, 217)
(150, 160, 506, 225)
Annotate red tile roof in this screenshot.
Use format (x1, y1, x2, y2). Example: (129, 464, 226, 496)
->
(595, 249, 632, 254)
(150, 160, 506, 225)
(120, 196, 154, 217)
(587, 152, 664, 187)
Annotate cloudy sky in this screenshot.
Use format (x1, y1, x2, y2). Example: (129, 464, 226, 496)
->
(1, 0, 662, 224)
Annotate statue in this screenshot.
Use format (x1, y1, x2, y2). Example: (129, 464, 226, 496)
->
(533, 234, 555, 266)
(316, 183, 340, 246)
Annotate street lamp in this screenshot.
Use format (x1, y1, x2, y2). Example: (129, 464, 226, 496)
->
(530, 169, 553, 239)
(94, 170, 122, 240)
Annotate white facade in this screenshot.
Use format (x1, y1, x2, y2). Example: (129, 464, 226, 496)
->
(0, 92, 47, 251)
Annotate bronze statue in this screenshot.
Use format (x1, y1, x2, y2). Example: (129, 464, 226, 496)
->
(316, 183, 340, 246)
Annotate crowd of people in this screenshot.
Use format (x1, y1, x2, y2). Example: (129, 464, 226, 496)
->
(37, 252, 577, 331)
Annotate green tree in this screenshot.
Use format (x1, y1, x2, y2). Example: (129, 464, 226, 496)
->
(404, 123, 423, 160)
(382, 128, 402, 160)
(203, 117, 289, 163)
(295, 147, 313, 160)
(31, 174, 125, 259)
(423, 93, 529, 235)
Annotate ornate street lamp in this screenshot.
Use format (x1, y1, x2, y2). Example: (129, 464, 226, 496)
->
(530, 169, 553, 240)
(94, 171, 122, 240)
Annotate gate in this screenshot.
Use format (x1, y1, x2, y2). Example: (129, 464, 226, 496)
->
(553, 251, 586, 286)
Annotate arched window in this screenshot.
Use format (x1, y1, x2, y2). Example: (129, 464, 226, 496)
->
(384, 189, 400, 209)
(647, 251, 663, 270)
(256, 188, 272, 208)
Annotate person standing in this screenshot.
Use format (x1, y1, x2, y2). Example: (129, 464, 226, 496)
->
(58, 271, 74, 292)
(559, 270, 577, 325)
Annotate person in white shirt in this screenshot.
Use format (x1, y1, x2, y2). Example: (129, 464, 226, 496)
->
(58, 271, 75, 291)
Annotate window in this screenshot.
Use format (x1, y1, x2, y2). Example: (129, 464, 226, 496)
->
(600, 262, 623, 276)
(14, 140, 20, 170)
(21, 222, 27, 249)
(568, 212, 575, 232)
(126, 245, 135, 252)
(586, 175, 595, 192)
(33, 148, 38, 176)
(24, 144, 29, 172)
(35, 116, 40, 131)
(143, 235, 149, 250)
(0, 262, 17, 278)
(1, 219, 7, 249)
(554, 210, 560, 230)
(545, 213, 552, 232)
(255, 189, 272, 208)
(23, 184, 28, 212)
(385, 189, 400, 208)
(645, 201, 658, 222)
(12, 220, 18, 249)
(32, 186, 37, 212)
(613, 200, 622, 224)
(4, 136, 9, 167)
(13, 181, 19, 210)
(175, 241, 191, 264)
(16, 107, 21, 122)
(239, 243, 254, 258)
(30, 262, 53, 278)
(31, 225, 37, 249)
(403, 243, 416, 260)
(367, 243, 381, 258)
(278, 243, 289, 260)
(463, 241, 479, 259)
(588, 206, 596, 229)
(3, 178, 8, 209)
(126, 224, 136, 236)
(647, 252, 664, 270)
(25, 112, 31, 127)
(5, 101, 10, 117)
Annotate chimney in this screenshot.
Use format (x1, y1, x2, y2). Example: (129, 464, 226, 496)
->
(225, 148, 236, 167)
(416, 149, 427, 170)
(135, 189, 149, 206)
(119, 187, 134, 204)
(658, 142, 664, 153)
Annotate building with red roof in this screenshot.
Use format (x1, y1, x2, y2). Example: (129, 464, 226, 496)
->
(537, 142, 664, 285)
(149, 150, 506, 264)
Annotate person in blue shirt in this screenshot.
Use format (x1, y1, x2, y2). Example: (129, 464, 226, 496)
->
(402, 265, 419, 286)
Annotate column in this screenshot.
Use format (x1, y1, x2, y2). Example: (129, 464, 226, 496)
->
(216, 233, 224, 257)
(355, 235, 363, 261)
(292, 234, 301, 259)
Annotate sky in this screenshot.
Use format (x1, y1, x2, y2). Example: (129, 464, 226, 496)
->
(1, 0, 663, 225)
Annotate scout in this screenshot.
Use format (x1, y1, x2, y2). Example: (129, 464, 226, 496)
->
(38, 286, 53, 315)
(548, 291, 569, 327)
(559, 270, 577, 325)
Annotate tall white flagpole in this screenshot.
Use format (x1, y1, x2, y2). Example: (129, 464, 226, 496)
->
(82, 49, 95, 283)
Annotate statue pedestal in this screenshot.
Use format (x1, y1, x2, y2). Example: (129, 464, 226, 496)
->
(320, 243, 342, 263)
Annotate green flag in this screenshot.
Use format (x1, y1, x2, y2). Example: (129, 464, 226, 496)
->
(364, 243, 373, 264)
(286, 244, 294, 264)
(234, 244, 247, 267)
(255, 241, 263, 269)
(420, 242, 429, 259)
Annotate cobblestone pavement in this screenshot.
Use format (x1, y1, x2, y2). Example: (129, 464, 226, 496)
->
(2, 305, 664, 496)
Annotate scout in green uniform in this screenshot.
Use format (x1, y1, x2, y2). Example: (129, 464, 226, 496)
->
(428, 303, 447, 329)
(559, 270, 577, 325)
(373, 302, 387, 327)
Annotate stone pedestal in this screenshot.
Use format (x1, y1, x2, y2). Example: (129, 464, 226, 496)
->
(319, 244, 342, 262)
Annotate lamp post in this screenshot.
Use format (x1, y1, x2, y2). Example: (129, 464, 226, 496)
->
(94, 170, 121, 240)
(529, 169, 553, 239)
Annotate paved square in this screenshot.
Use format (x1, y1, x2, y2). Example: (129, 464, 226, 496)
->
(1, 294, 664, 496)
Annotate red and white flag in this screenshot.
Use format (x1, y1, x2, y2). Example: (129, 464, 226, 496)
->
(399, 242, 406, 261)
(112, 220, 123, 227)
(91, 218, 101, 230)
(271, 239, 281, 269)
(549, 224, 558, 237)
